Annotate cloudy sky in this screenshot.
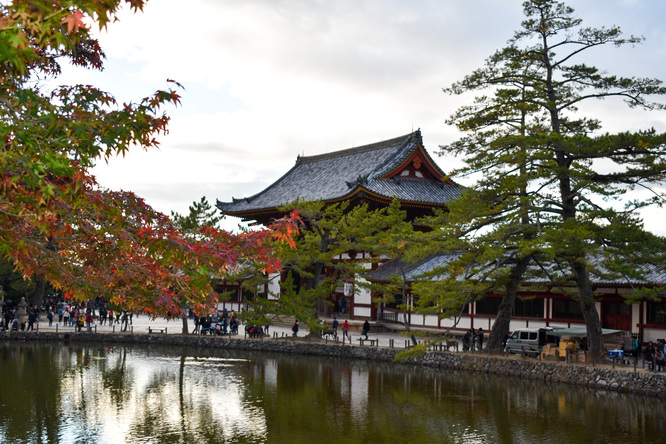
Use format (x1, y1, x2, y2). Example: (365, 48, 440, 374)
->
(57, 0, 666, 233)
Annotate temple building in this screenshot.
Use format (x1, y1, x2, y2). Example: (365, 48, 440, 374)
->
(366, 253, 666, 343)
(216, 130, 462, 320)
(216, 129, 666, 342)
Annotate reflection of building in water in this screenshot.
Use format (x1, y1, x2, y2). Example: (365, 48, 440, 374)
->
(263, 358, 278, 388)
(4, 344, 666, 443)
(340, 366, 351, 403)
(350, 369, 369, 421)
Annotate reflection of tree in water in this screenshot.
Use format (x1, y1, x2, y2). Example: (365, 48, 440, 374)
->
(240, 355, 666, 444)
(101, 346, 135, 409)
(0, 343, 64, 443)
(56, 345, 124, 443)
(2, 343, 666, 443)
(125, 348, 258, 443)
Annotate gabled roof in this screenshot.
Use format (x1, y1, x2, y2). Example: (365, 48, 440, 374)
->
(217, 130, 462, 223)
(367, 252, 666, 287)
(367, 253, 465, 283)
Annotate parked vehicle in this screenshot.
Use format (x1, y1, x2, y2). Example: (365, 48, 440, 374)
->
(504, 327, 560, 354)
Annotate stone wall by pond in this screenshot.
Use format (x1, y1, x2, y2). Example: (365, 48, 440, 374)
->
(3, 331, 665, 398)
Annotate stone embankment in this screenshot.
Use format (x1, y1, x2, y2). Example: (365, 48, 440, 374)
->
(3, 331, 665, 398)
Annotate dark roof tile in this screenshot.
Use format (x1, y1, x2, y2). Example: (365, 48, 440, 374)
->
(217, 130, 462, 216)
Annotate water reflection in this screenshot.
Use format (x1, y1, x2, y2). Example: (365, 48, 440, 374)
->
(0, 342, 664, 443)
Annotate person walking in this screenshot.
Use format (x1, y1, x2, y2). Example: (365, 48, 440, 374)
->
(362, 320, 370, 340)
(292, 320, 299, 337)
(121, 311, 129, 331)
(332, 317, 339, 339)
(85, 312, 93, 332)
(27, 310, 36, 331)
(342, 320, 350, 341)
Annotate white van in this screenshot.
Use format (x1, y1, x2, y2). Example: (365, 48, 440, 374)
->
(504, 327, 560, 354)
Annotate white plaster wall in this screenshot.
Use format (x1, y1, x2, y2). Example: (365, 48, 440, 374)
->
(631, 303, 641, 334)
(438, 317, 471, 330)
(411, 314, 425, 326)
(267, 273, 280, 300)
(354, 306, 372, 318)
(643, 328, 664, 343)
(424, 314, 439, 327)
(508, 319, 549, 331)
(354, 275, 372, 305)
(475, 318, 494, 331)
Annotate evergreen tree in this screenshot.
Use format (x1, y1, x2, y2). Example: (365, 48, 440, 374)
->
(273, 199, 413, 334)
(171, 197, 223, 233)
(435, 0, 666, 356)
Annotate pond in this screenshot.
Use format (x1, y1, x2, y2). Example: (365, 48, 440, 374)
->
(0, 342, 663, 443)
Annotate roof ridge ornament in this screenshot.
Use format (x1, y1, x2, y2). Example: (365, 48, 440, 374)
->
(346, 174, 368, 189)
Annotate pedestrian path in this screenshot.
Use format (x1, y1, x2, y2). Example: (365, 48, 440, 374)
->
(27, 314, 655, 374)
(33, 314, 435, 350)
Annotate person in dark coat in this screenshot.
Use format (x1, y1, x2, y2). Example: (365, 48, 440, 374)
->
(27, 311, 36, 331)
(362, 320, 370, 340)
(476, 328, 484, 350)
(462, 329, 473, 351)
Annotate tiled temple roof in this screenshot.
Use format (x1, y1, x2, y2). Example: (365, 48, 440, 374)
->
(217, 130, 462, 222)
(367, 252, 666, 287)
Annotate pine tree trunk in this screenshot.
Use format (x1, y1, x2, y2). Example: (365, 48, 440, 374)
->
(32, 274, 47, 310)
(571, 260, 604, 361)
(487, 256, 531, 350)
(181, 311, 189, 335)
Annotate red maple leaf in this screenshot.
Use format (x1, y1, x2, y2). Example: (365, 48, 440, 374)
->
(61, 11, 87, 34)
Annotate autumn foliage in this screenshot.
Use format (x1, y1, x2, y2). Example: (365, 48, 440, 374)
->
(0, 1, 299, 315)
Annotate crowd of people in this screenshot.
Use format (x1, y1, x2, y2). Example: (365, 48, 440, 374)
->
(462, 328, 485, 351)
(54, 303, 136, 332)
(1, 303, 40, 332)
(192, 308, 245, 336)
(0, 296, 137, 333)
(642, 339, 666, 373)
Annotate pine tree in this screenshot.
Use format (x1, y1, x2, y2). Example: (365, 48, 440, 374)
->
(436, 0, 666, 357)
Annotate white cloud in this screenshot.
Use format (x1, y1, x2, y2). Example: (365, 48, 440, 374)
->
(61, 0, 666, 234)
